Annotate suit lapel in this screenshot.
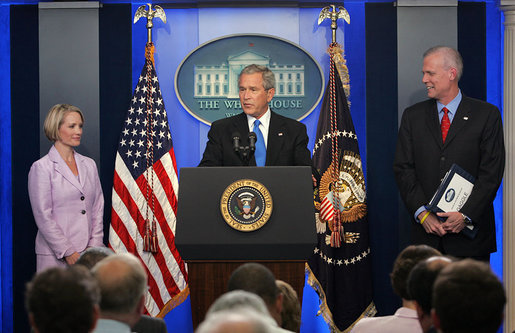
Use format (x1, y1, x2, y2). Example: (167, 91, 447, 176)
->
(49, 145, 84, 193)
(425, 102, 443, 147)
(266, 111, 285, 166)
(443, 97, 470, 148)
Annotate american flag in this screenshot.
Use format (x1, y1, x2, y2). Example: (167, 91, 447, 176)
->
(110, 47, 188, 317)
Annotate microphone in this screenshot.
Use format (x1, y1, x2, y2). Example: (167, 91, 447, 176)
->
(248, 132, 257, 152)
(232, 132, 241, 153)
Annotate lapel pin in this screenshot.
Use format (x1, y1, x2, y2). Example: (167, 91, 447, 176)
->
(278, 132, 284, 136)
(463, 117, 469, 120)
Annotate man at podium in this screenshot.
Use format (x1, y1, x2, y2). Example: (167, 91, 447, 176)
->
(199, 64, 312, 167)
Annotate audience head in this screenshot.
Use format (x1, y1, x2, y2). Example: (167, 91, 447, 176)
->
(207, 290, 270, 317)
(407, 256, 453, 332)
(92, 253, 147, 327)
(76, 247, 114, 270)
(390, 245, 441, 300)
(25, 265, 100, 333)
(432, 259, 505, 333)
(196, 309, 273, 333)
(227, 263, 283, 326)
(276, 280, 301, 332)
(44, 103, 84, 142)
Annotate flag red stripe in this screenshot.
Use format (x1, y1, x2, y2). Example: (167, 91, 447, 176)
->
(113, 169, 180, 301)
(135, 172, 181, 296)
(152, 159, 187, 278)
(111, 207, 165, 309)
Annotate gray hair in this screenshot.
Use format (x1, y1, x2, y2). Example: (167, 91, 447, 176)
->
(207, 290, 270, 317)
(92, 253, 147, 315)
(239, 64, 276, 90)
(423, 46, 463, 81)
(196, 309, 273, 333)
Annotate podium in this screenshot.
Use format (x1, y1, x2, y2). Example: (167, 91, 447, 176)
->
(176, 166, 316, 327)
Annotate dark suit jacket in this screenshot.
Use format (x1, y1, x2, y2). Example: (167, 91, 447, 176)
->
(393, 96, 505, 256)
(198, 111, 312, 167)
(132, 315, 168, 333)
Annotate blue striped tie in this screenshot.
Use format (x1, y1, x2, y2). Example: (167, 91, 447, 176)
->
(253, 119, 266, 166)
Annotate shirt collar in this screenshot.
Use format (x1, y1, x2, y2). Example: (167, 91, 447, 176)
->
(247, 107, 271, 130)
(437, 89, 462, 115)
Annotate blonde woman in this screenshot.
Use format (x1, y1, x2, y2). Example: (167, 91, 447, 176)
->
(28, 104, 104, 271)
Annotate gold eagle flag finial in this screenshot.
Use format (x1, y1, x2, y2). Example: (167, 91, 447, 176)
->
(318, 5, 350, 44)
(134, 3, 167, 44)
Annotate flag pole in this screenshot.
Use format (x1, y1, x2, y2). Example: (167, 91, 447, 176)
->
(133, 4, 167, 253)
(134, 3, 167, 45)
(318, 5, 350, 44)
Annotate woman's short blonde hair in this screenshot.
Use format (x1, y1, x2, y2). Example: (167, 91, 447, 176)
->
(43, 104, 84, 142)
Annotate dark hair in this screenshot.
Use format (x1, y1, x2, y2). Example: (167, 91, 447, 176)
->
(433, 259, 506, 333)
(407, 256, 453, 314)
(227, 263, 278, 306)
(276, 280, 301, 332)
(390, 245, 441, 300)
(25, 265, 100, 333)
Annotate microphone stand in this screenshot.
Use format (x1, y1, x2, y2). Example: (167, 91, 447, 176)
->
(233, 132, 256, 166)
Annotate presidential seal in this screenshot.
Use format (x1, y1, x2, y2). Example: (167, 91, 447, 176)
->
(220, 179, 273, 232)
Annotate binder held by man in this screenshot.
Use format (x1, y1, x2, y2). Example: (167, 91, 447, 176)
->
(426, 164, 477, 239)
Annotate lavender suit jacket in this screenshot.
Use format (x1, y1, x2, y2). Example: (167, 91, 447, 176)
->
(28, 145, 104, 270)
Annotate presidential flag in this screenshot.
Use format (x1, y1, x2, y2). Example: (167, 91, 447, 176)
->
(110, 44, 189, 318)
(307, 43, 375, 332)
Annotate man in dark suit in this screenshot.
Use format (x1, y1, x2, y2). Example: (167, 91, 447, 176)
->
(393, 46, 505, 261)
(199, 64, 312, 167)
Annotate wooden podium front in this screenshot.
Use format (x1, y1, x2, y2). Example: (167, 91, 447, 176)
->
(187, 260, 305, 329)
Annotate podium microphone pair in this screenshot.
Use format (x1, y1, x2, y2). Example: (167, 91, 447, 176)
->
(232, 132, 256, 164)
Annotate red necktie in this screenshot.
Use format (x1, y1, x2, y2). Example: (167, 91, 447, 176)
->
(441, 107, 450, 143)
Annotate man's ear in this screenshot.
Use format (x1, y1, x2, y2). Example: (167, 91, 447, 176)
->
(414, 301, 424, 321)
(448, 67, 458, 81)
(137, 295, 146, 315)
(275, 292, 284, 315)
(28, 313, 40, 333)
(431, 308, 441, 331)
(90, 304, 100, 332)
(266, 87, 275, 102)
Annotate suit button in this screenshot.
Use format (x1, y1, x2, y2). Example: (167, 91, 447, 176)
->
(81, 210, 86, 215)
(80, 196, 85, 201)
(440, 156, 445, 161)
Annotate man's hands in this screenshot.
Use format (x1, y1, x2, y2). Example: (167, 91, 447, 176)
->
(417, 210, 467, 236)
(438, 211, 467, 233)
(418, 211, 446, 236)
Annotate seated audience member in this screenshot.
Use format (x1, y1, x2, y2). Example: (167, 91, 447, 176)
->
(276, 280, 301, 332)
(196, 309, 273, 333)
(207, 290, 271, 316)
(407, 256, 453, 333)
(25, 265, 100, 333)
(432, 259, 506, 333)
(227, 263, 292, 332)
(91, 253, 147, 333)
(76, 249, 167, 333)
(351, 245, 441, 332)
(76, 247, 114, 270)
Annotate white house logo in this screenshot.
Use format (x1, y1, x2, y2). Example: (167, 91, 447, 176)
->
(175, 34, 324, 125)
(445, 189, 456, 202)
